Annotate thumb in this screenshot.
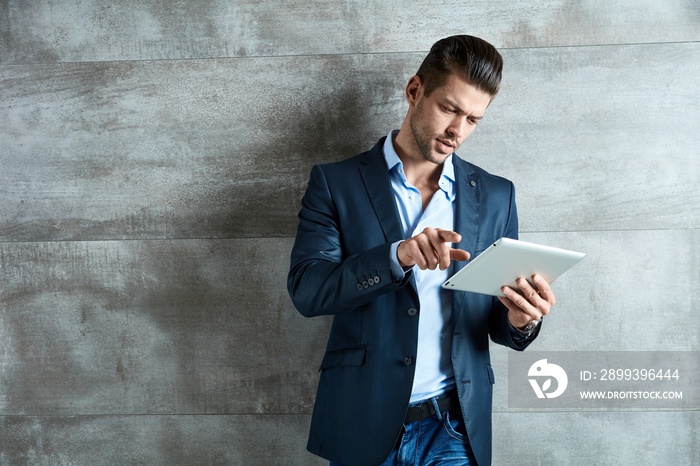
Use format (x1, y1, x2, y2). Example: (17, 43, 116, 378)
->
(450, 248, 470, 262)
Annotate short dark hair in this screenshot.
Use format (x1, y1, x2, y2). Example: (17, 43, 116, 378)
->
(416, 35, 503, 97)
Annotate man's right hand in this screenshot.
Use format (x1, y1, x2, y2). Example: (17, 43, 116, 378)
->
(397, 227, 470, 271)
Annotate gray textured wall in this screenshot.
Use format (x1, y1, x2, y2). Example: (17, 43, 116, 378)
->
(1, 1, 698, 465)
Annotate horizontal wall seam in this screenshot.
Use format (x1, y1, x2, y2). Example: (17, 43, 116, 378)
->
(1, 409, 697, 418)
(0, 228, 698, 246)
(1, 40, 698, 68)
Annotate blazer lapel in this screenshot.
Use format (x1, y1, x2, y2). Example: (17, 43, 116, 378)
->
(359, 138, 418, 294)
(451, 157, 480, 317)
(359, 138, 405, 244)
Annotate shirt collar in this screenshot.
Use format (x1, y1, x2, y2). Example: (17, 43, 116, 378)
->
(383, 130, 403, 174)
(383, 130, 456, 199)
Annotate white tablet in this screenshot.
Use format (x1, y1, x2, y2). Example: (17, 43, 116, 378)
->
(441, 237, 585, 297)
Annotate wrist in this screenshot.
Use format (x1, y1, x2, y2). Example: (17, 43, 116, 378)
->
(515, 317, 542, 336)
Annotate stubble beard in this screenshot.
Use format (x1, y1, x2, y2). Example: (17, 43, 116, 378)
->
(409, 112, 451, 166)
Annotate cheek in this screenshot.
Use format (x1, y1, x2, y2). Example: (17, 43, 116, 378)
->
(415, 111, 442, 137)
(464, 124, 478, 137)
(435, 115, 456, 135)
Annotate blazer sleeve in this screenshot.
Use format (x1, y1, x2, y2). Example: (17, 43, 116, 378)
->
(486, 180, 540, 350)
(287, 164, 410, 318)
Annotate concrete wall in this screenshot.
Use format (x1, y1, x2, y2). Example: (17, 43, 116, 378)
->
(1, 1, 698, 464)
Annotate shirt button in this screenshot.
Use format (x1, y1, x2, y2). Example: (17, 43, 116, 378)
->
(470, 180, 477, 187)
(407, 308, 418, 317)
(404, 357, 413, 366)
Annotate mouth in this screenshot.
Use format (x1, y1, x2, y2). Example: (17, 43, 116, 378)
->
(436, 138, 456, 153)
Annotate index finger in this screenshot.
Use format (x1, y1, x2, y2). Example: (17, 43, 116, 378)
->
(435, 229, 462, 244)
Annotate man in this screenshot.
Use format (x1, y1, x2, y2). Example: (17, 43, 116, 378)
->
(287, 35, 555, 466)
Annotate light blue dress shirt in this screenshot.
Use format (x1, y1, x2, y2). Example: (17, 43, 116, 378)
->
(383, 131, 458, 403)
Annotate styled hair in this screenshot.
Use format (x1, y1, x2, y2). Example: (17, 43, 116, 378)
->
(416, 35, 503, 97)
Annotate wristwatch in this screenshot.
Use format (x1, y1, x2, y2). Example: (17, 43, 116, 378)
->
(517, 317, 542, 337)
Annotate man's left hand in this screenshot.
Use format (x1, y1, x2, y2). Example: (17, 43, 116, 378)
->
(499, 274, 556, 330)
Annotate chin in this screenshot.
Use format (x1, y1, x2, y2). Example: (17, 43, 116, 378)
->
(432, 148, 453, 162)
(424, 153, 448, 165)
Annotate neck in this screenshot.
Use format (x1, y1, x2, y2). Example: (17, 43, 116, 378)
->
(392, 128, 443, 188)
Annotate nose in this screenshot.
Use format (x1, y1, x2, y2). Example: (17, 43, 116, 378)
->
(447, 118, 467, 141)
(446, 117, 469, 141)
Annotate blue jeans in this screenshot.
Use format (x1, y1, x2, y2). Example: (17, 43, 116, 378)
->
(331, 397, 476, 466)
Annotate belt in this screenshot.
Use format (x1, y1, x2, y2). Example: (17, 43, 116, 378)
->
(404, 390, 460, 424)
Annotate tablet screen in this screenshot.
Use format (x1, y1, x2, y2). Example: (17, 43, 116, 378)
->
(442, 237, 585, 297)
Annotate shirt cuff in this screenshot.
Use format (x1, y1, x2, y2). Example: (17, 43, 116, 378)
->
(389, 241, 407, 282)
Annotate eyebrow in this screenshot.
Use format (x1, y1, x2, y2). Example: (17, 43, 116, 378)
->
(442, 98, 484, 120)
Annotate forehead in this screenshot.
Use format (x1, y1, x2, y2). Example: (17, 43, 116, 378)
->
(428, 73, 493, 111)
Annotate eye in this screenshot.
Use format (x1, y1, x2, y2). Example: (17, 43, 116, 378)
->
(467, 117, 478, 126)
(441, 105, 456, 114)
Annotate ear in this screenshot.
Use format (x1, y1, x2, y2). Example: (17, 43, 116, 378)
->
(405, 75, 423, 106)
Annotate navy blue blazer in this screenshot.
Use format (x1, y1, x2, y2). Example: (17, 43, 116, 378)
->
(288, 137, 538, 466)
